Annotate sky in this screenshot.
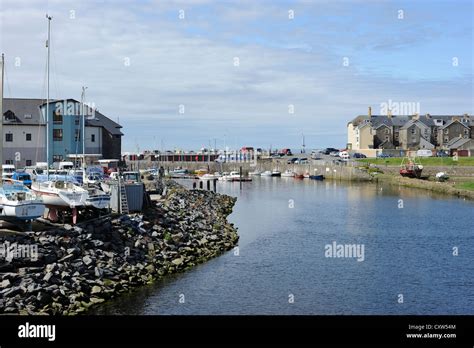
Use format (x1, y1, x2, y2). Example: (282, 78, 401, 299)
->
(0, 0, 473, 152)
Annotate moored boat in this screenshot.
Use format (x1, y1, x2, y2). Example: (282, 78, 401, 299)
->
(309, 175, 325, 181)
(281, 170, 295, 177)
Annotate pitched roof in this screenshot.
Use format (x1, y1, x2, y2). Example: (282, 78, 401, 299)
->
(2, 98, 123, 136)
(2, 98, 45, 124)
(439, 119, 470, 129)
(446, 137, 471, 149)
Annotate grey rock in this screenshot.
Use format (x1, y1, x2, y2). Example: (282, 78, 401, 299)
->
(82, 255, 93, 266)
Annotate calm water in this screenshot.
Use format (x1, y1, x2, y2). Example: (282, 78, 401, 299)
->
(94, 178, 474, 315)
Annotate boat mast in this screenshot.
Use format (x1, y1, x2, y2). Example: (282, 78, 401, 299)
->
(0, 54, 4, 170)
(46, 14, 52, 180)
(81, 86, 87, 169)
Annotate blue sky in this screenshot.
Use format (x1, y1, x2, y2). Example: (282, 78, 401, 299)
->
(1, 0, 473, 151)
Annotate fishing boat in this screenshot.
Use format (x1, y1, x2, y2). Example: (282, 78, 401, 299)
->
(271, 170, 281, 177)
(281, 170, 295, 177)
(303, 172, 310, 178)
(309, 175, 325, 181)
(0, 180, 45, 221)
(294, 174, 304, 179)
(400, 157, 423, 178)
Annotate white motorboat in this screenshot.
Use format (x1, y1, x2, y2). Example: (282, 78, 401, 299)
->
(0, 180, 45, 221)
(281, 170, 295, 177)
(200, 173, 219, 180)
(219, 171, 241, 181)
(31, 180, 88, 209)
(249, 170, 261, 176)
(271, 170, 281, 177)
(261, 170, 273, 176)
(83, 187, 111, 210)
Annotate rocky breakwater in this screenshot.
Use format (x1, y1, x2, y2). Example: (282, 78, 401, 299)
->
(0, 181, 238, 314)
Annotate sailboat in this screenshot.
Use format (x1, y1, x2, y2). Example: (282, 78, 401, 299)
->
(30, 15, 87, 223)
(0, 54, 46, 222)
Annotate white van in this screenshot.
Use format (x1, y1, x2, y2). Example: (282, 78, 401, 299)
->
(339, 151, 350, 160)
(2, 164, 16, 179)
(416, 149, 433, 157)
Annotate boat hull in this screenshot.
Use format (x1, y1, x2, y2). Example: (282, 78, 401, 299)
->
(309, 175, 325, 181)
(0, 201, 45, 220)
(85, 195, 111, 209)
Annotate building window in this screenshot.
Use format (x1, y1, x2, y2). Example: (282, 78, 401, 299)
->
(444, 129, 449, 135)
(411, 128, 416, 134)
(5, 160, 13, 164)
(464, 129, 469, 135)
(24, 114, 32, 119)
(5, 133, 13, 142)
(385, 136, 390, 141)
(75, 116, 80, 125)
(75, 129, 80, 141)
(26, 160, 32, 166)
(444, 137, 449, 143)
(26, 133, 32, 141)
(53, 155, 63, 162)
(53, 112, 63, 124)
(91, 134, 95, 142)
(385, 129, 389, 135)
(53, 129, 63, 141)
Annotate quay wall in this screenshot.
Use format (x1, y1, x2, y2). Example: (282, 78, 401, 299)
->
(130, 160, 372, 181)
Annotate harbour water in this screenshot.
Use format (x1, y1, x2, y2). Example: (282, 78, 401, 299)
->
(93, 178, 474, 315)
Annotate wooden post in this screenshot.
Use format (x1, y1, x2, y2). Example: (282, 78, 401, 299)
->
(240, 166, 242, 190)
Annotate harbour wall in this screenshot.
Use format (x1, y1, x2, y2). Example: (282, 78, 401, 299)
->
(132, 160, 373, 181)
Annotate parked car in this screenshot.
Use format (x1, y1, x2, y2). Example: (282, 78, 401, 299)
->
(295, 158, 309, 164)
(436, 151, 449, 157)
(329, 151, 340, 157)
(279, 148, 293, 156)
(352, 153, 367, 159)
(311, 153, 322, 160)
(287, 158, 298, 164)
(377, 153, 392, 158)
(323, 147, 339, 155)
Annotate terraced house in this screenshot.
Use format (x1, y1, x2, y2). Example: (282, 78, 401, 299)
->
(347, 107, 474, 155)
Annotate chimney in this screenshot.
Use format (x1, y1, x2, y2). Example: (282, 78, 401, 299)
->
(368, 106, 372, 118)
(413, 113, 419, 120)
(425, 113, 431, 118)
(387, 109, 392, 118)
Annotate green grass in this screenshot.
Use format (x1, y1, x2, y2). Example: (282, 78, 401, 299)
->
(454, 182, 474, 191)
(357, 157, 474, 166)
